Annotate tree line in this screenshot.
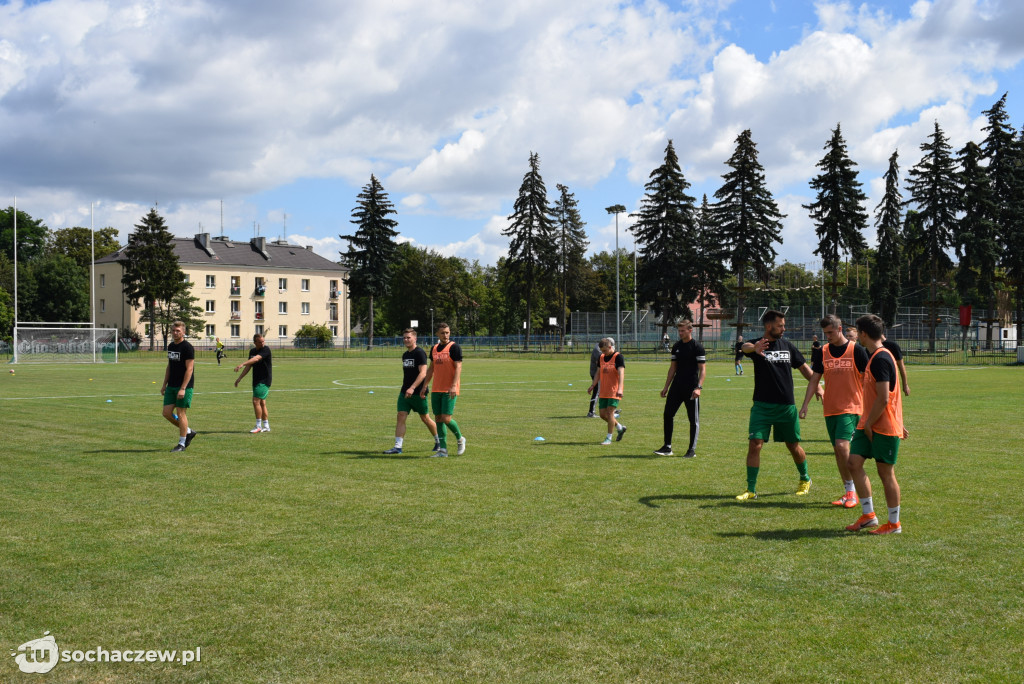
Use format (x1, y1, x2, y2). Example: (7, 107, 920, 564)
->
(341, 92, 1024, 351)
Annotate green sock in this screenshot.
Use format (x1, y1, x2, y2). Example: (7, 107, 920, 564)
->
(746, 466, 759, 493)
(796, 460, 810, 481)
(447, 419, 462, 440)
(438, 423, 447, 449)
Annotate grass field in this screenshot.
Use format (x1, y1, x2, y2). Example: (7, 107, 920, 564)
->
(1, 356, 1023, 683)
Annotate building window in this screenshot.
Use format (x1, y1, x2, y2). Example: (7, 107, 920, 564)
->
(255, 277, 265, 296)
(183, 273, 190, 283)
(206, 324, 215, 337)
(278, 325, 287, 338)
(206, 275, 216, 288)
(145, 324, 151, 336)
(254, 301, 263, 318)
(100, 299, 105, 313)
(206, 300, 216, 313)
(330, 325, 338, 336)
(301, 278, 310, 291)
(255, 324, 264, 336)
(301, 302, 310, 315)
(329, 303, 338, 321)
(230, 276, 241, 296)
(279, 302, 287, 315)
(330, 279, 339, 298)
(100, 274, 105, 288)
(231, 324, 240, 337)
(278, 277, 287, 291)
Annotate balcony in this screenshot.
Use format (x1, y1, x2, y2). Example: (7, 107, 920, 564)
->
(230, 312, 241, 320)
(255, 313, 264, 320)
(230, 286, 241, 296)
(254, 286, 266, 296)
(329, 290, 339, 299)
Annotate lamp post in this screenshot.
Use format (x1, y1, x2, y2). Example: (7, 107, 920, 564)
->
(429, 308, 434, 343)
(606, 204, 626, 344)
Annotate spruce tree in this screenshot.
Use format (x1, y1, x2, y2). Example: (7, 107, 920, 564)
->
(119, 208, 186, 350)
(905, 122, 958, 352)
(803, 124, 868, 314)
(713, 129, 785, 338)
(503, 152, 557, 350)
(553, 183, 588, 348)
(340, 174, 400, 349)
(870, 151, 903, 328)
(693, 194, 727, 341)
(630, 140, 699, 336)
(954, 141, 999, 349)
(1003, 131, 1024, 344)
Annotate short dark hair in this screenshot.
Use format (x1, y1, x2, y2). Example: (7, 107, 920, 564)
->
(763, 309, 785, 325)
(855, 314, 884, 341)
(676, 319, 693, 329)
(402, 328, 417, 336)
(436, 322, 450, 332)
(820, 314, 842, 330)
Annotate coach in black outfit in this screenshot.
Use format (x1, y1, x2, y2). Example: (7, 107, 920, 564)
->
(654, 319, 706, 458)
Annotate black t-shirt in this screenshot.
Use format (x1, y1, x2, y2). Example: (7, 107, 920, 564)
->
(401, 346, 429, 393)
(734, 341, 744, 361)
(745, 336, 806, 405)
(248, 345, 272, 387)
(603, 352, 625, 369)
(881, 338, 903, 362)
(869, 348, 898, 393)
(166, 340, 195, 389)
(670, 339, 706, 391)
(811, 341, 869, 374)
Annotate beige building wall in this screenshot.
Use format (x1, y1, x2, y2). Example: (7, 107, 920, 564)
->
(94, 254, 350, 345)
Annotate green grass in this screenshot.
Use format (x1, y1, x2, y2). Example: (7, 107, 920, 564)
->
(1, 358, 1022, 682)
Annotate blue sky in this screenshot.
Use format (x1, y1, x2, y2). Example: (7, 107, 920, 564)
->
(1, 0, 1023, 267)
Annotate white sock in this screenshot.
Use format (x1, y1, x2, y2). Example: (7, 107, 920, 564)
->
(861, 496, 874, 516)
(606, 433, 613, 440)
(395, 437, 404, 448)
(888, 506, 900, 524)
(262, 420, 269, 429)
(178, 436, 187, 445)
(844, 480, 855, 493)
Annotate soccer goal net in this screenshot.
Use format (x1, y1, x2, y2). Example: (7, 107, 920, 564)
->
(13, 326, 119, 364)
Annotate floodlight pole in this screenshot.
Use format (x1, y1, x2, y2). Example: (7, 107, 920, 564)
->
(12, 196, 17, 364)
(91, 203, 97, 362)
(605, 205, 626, 345)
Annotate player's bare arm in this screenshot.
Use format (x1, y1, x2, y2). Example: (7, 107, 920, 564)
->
(861, 380, 890, 440)
(234, 365, 251, 387)
(691, 363, 706, 400)
(420, 363, 434, 398)
(179, 359, 194, 398)
(408, 365, 427, 398)
(799, 371, 824, 419)
(661, 361, 677, 398)
(798, 363, 824, 402)
(449, 361, 462, 397)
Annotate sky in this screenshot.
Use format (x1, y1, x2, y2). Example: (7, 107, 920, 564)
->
(2, 0, 1023, 268)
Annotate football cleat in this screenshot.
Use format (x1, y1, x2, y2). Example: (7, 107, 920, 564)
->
(601, 437, 613, 445)
(431, 448, 448, 458)
(171, 444, 186, 452)
(869, 521, 902, 535)
(682, 449, 696, 459)
(432, 442, 441, 452)
(653, 445, 673, 456)
(616, 425, 627, 441)
(845, 513, 879, 531)
(795, 479, 812, 496)
(586, 412, 596, 418)
(261, 425, 270, 432)
(249, 426, 262, 433)
(185, 430, 197, 447)
(832, 492, 859, 508)
(383, 447, 403, 454)
(735, 490, 757, 501)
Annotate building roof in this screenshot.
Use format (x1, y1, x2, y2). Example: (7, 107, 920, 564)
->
(98, 234, 348, 273)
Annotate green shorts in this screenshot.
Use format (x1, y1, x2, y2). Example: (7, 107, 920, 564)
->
(748, 401, 800, 443)
(398, 391, 429, 415)
(163, 386, 193, 409)
(850, 429, 901, 465)
(598, 398, 620, 409)
(825, 413, 859, 445)
(253, 383, 269, 400)
(431, 392, 458, 416)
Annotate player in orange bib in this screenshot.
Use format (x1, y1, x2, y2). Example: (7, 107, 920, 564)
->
(586, 337, 626, 445)
(845, 314, 908, 535)
(420, 322, 465, 457)
(800, 315, 869, 508)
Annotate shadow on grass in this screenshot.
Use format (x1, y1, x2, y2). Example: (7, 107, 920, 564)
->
(82, 448, 165, 454)
(533, 440, 594, 446)
(639, 493, 726, 508)
(592, 452, 672, 460)
(548, 415, 598, 420)
(716, 528, 849, 540)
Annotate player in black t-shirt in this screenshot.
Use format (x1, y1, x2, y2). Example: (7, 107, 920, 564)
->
(654, 320, 706, 458)
(734, 335, 744, 375)
(161, 320, 198, 452)
(881, 335, 910, 396)
(234, 333, 273, 433)
(735, 310, 822, 500)
(384, 329, 439, 454)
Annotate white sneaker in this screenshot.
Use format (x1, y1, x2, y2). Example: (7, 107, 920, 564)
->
(601, 437, 613, 445)
(249, 426, 262, 433)
(431, 448, 449, 458)
(261, 425, 270, 432)
(456, 436, 466, 455)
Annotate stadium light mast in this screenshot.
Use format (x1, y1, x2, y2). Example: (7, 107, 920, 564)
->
(606, 204, 626, 344)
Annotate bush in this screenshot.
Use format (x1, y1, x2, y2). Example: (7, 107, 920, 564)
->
(294, 323, 334, 349)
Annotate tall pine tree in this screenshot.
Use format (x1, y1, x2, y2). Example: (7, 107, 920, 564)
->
(553, 183, 588, 348)
(1003, 131, 1024, 344)
(340, 174, 400, 349)
(119, 208, 186, 350)
(905, 122, 958, 352)
(630, 140, 699, 336)
(713, 129, 785, 338)
(803, 124, 868, 314)
(693, 194, 727, 341)
(503, 152, 557, 350)
(954, 141, 999, 349)
(870, 151, 903, 328)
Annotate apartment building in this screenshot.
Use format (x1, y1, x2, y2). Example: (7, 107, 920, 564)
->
(95, 234, 350, 344)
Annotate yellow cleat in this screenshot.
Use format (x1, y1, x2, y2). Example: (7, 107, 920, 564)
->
(795, 479, 812, 496)
(735, 490, 758, 501)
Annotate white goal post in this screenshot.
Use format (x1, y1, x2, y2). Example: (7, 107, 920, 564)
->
(13, 325, 119, 364)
